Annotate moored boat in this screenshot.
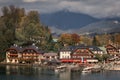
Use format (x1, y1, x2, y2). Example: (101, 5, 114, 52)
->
(82, 66, 93, 73)
(55, 65, 67, 73)
(82, 65, 101, 74)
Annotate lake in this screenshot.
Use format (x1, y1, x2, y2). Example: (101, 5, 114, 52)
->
(0, 65, 120, 80)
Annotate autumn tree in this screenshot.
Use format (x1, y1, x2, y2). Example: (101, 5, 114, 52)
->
(59, 33, 72, 46)
(80, 35, 92, 46)
(114, 33, 120, 45)
(71, 33, 80, 45)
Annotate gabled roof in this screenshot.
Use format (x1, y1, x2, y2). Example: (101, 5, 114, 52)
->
(72, 48, 93, 55)
(60, 46, 73, 51)
(69, 44, 87, 49)
(105, 44, 116, 49)
(60, 44, 104, 53)
(60, 44, 87, 51)
(88, 46, 103, 51)
(7, 45, 22, 52)
(22, 45, 44, 54)
(6, 44, 44, 54)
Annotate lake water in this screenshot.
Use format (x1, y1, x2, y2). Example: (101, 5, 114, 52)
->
(0, 65, 120, 80)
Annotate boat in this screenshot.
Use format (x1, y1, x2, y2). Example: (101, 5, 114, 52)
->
(82, 66, 93, 74)
(55, 65, 67, 73)
(82, 65, 101, 74)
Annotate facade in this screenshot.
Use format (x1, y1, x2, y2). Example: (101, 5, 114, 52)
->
(20, 45, 43, 64)
(6, 45, 22, 63)
(72, 48, 96, 63)
(59, 46, 73, 60)
(105, 44, 119, 56)
(6, 44, 106, 64)
(59, 45, 98, 63)
(59, 46, 73, 63)
(59, 50, 71, 59)
(43, 53, 58, 61)
(6, 44, 43, 64)
(89, 46, 104, 55)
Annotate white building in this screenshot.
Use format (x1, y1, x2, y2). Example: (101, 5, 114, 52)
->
(59, 50, 71, 59)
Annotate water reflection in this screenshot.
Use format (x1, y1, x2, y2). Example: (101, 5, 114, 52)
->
(6, 65, 19, 75)
(0, 65, 120, 80)
(0, 65, 79, 80)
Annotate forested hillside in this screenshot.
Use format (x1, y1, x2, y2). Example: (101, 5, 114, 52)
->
(0, 5, 53, 57)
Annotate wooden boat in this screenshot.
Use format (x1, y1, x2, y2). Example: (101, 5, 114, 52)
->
(55, 65, 67, 73)
(82, 66, 93, 73)
(82, 65, 101, 74)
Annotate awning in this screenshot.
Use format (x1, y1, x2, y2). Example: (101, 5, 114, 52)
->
(61, 59, 73, 62)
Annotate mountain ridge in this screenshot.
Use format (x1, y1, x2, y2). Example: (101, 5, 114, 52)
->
(40, 10, 100, 30)
(40, 10, 120, 35)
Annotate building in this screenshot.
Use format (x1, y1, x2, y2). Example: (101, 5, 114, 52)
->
(42, 52, 60, 64)
(6, 44, 43, 64)
(72, 48, 98, 63)
(89, 46, 104, 55)
(6, 44, 22, 63)
(59, 46, 72, 60)
(59, 45, 98, 63)
(105, 44, 119, 56)
(43, 52, 58, 61)
(20, 45, 43, 64)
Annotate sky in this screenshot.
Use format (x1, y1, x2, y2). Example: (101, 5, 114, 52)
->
(0, 0, 120, 18)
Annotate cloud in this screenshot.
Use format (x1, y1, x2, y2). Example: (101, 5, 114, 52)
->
(23, 0, 38, 3)
(0, 0, 120, 18)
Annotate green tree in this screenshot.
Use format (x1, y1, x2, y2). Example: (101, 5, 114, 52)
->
(0, 5, 21, 56)
(95, 54, 109, 62)
(92, 36, 100, 46)
(0, 5, 53, 56)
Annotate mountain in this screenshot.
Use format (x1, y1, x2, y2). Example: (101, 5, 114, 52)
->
(40, 10, 99, 30)
(76, 20, 120, 35)
(40, 10, 120, 35)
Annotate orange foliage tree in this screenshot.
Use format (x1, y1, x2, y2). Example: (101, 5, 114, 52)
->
(71, 33, 80, 45)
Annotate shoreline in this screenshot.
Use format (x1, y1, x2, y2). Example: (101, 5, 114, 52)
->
(0, 62, 57, 69)
(102, 62, 120, 71)
(1, 62, 120, 71)
(0, 62, 34, 66)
